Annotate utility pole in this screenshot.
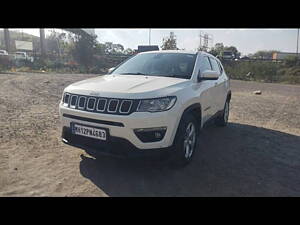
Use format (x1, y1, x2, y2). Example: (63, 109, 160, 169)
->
(199, 31, 213, 52)
(149, 28, 151, 45)
(40, 28, 46, 58)
(199, 31, 202, 51)
(297, 28, 299, 58)
(4, 28, 10, 53)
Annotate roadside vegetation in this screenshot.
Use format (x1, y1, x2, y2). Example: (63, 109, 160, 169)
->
(0, 30, 133, 74)
(1, 30, 299, 84)
(222, 57, 300, 84)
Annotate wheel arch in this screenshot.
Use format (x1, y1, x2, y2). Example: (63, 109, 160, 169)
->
(180, 103, 202, 128)
(227, 90, 232, 102)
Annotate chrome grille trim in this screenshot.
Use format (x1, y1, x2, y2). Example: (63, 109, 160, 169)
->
(119, 100, 133, 114)
(107, 99, 119, 113)
(63, 93, 70, 107)
(63, 93, 137, 115)
(86, 97, 96, 111)
(70, 95, 78, 109)
(96, 98, 107, 112)
(78, 96, 87, 110)
(136, 100, 142, 112)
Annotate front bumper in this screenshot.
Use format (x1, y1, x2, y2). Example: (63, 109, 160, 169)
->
(59, 102, 181, 150)
(61, 126, 173, 158)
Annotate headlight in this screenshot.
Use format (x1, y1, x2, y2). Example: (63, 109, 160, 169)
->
(137, 96, 177, 112)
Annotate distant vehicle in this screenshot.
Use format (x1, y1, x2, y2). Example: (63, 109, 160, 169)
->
(222, 51, 235, 60)
(0, 50, 10, 64)
(137, 45, 159, 53)
(14, 51, 34, 62)
(240, 56, 250, 60)
(0, 50, 8, 56)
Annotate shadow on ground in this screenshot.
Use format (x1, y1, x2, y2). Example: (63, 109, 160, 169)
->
(79, 122, 300, 197)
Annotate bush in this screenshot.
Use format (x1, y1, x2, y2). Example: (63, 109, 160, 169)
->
(222, 59, 300, 84)
(0, 55, 13, 71)
(283, 56, 299, 67)
(223, 60, 281, 82)
(284, 67, 300, 76)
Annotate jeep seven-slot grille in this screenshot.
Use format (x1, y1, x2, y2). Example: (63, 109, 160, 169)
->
(63, 93, 138, 115)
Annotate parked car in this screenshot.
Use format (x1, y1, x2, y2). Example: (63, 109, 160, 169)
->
(0, 49, 10, 67)
(14, 51, 34, 62)
(59, 50, 231, 166)
(221, 51, 235, 60)
(240, 55, 250, 60)
(137, 45, 159, 53)
(0, 50, 8, 56)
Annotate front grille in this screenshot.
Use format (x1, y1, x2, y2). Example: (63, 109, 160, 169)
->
(63, 92, 139, 115)
(107, 99, 119, 112)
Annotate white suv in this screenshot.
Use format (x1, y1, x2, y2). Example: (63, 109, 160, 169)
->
(59, 50, 231, 166)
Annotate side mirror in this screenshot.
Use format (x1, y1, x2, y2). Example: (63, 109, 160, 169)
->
(108, 67, 115, 74)
(198, 70, 219, 82)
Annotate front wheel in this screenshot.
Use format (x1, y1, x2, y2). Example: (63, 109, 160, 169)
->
(170, 113, 199, 167)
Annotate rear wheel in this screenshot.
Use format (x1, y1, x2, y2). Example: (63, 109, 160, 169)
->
(215, 99, 230, 127)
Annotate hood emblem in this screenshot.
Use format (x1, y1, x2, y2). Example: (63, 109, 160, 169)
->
(90, 91, 101, 96)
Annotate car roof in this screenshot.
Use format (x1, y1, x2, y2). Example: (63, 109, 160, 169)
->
(138, 50, 217, 58)
(139, 50, 199, 55)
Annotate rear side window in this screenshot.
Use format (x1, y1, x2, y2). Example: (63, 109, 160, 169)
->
(217, 61, 223, 74)
(199, 56, 212, 72)
(209, 57, 221, 74)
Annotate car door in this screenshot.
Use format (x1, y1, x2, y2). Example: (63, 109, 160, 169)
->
(196, 55, 218, 123)
(208, 57, 226, 112)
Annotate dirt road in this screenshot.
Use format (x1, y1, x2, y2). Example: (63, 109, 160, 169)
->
(0, 73, 300, 196)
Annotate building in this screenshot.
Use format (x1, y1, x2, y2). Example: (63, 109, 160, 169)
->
(272, 52, 300, 60)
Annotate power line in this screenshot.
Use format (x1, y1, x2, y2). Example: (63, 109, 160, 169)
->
(297, 28, 299, 57)
(199, 31, 213, 52)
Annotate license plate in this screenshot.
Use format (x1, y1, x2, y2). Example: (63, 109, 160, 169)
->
(71, 123, 107, 141)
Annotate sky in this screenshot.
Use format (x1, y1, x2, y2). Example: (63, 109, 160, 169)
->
(7, 28, 299, 56)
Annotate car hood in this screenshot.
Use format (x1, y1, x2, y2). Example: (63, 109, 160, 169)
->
(64, 74, 190, 98)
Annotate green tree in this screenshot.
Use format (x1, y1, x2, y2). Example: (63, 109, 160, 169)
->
(104, 42, 125, 54)
(46, 30, 73, 58)
(94, 43, 106, 55)
(69, 32, 98, 71)
(209, 43, 241, 58)
(161, 32, 179, 50)
(124, 48, 134, 55)
(209, 43, 224, 56)
(284, 56, 299, 67)
(224, 46, 241, 58)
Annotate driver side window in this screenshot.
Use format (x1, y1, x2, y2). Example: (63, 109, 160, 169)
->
(199, 56, 212, 72)
(208, 57, 221, 76)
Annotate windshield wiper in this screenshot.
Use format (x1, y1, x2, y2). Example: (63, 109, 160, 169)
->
(119, 72, 147, 75)
(165, 75, 188, 79)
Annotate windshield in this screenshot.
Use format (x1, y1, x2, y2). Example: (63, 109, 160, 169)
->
(111, 52, 197, 79)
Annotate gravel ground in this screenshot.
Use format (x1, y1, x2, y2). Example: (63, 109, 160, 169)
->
(0, 73, 300, 197)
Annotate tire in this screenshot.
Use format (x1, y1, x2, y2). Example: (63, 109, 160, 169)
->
(215, 99, 230, 127)
(170, 113, 199, 167)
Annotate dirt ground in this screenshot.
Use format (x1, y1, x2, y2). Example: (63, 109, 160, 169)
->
(0, 72, 300, 197)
